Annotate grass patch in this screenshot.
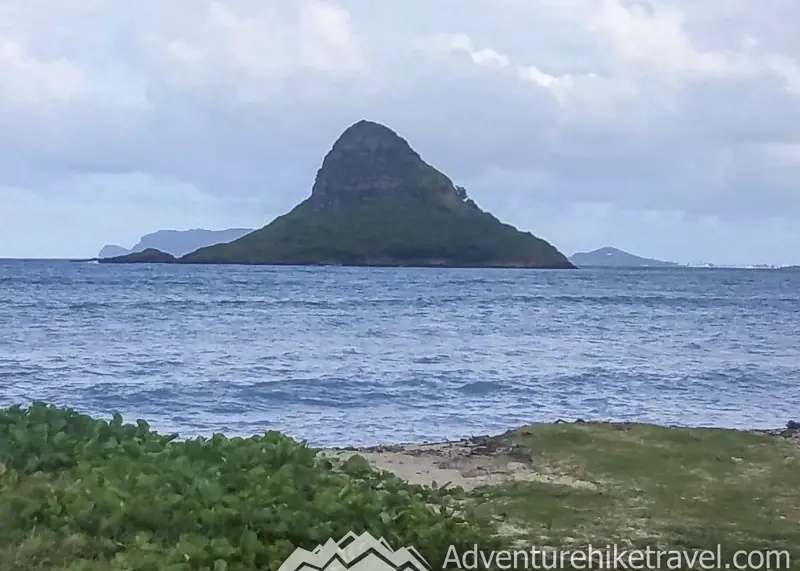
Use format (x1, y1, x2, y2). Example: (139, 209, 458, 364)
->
(470, 422, 800, 558)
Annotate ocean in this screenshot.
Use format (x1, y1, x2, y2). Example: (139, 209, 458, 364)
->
(1, 259, 798, 447)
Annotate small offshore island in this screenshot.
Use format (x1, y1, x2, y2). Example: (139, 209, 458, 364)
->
(100, 120, 574, 269)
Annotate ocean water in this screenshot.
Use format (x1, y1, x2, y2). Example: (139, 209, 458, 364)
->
(0, 259, 798, 447)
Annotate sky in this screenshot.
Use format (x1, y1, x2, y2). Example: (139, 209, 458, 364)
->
(1, 0, 799, 265)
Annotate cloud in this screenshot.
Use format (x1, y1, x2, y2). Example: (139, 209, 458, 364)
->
(150, 1, 367, 105)
(587, 0, 739, 78)
(0, 0, 799, 264)
(0, 40, 83, 108)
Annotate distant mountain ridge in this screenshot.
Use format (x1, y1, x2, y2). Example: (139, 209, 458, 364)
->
(98, 228, 253, 258)
(569, 247, 679, 268)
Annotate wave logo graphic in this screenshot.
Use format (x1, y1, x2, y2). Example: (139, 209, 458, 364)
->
(277, 531, 431, 571)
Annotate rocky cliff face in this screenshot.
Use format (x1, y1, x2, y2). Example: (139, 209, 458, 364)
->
(307, 120, 474, 213)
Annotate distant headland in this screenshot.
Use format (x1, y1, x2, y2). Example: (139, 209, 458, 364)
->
(567, 247, 795, 269)
(100, 120, 574, 269)
(98, 228, 253, 259)
(569, 247, 680, 268)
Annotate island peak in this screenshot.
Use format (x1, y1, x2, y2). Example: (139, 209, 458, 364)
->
(334, 119, 406, 146)
(106, 120, 574, 269)
(308, 119, 458, 213)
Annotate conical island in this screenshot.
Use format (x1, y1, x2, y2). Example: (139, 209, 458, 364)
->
(102, 120, 574, 268)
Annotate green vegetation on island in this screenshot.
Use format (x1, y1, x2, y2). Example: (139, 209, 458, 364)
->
(182, 200, 570, 268)
(101, 120, 573, 269)
(2, 403, 799, 570)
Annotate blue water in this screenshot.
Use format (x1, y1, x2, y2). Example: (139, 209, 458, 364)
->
(0, 260, 798, 446)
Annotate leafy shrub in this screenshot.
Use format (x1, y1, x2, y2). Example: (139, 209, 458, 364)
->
(0, 403, 501, 570)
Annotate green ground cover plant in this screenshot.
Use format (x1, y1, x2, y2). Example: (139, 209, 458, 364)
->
(0, 403, 500, 571)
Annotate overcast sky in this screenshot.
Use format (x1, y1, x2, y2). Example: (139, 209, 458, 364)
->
(1, 0, 799, 264)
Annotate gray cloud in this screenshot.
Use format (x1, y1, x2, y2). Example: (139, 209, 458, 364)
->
(1, 0, 799, 264)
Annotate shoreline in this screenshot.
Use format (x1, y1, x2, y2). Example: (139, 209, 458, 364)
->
(323, 419, 800, 452)
(319, 420, 800, 491)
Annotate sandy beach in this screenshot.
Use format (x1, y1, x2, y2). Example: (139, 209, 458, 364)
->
(322, 435, 597, 491)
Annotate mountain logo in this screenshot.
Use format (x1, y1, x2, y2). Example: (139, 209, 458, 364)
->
(277, 530, 431, 571)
